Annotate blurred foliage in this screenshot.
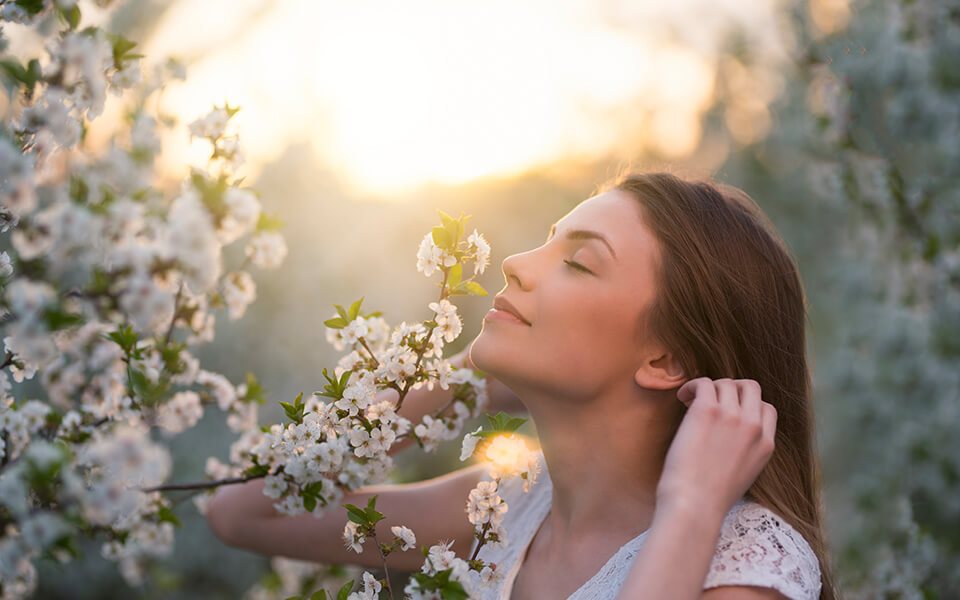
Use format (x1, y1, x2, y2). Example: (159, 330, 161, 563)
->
(715, 0, 960, 597)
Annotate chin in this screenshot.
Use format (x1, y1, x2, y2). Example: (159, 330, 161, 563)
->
(468, 327, 509, 376)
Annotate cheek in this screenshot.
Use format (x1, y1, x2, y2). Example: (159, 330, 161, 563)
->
(538, 292, 632, 363)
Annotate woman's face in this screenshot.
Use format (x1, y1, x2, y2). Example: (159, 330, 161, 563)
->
(470, 189, 666, 401)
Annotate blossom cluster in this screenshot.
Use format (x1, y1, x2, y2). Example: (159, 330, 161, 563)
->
(242, 556, 361, 600)
(0, 2, 287, 597)
(2, 4, 515, 600)
(402, 539, 503, 600)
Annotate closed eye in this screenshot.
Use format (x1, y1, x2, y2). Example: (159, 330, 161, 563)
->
(563, 259, 593, 275)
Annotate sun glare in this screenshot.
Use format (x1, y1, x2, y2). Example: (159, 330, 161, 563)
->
(139, 0, 774, 197)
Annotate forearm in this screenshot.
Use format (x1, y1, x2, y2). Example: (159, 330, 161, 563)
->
(206, 477, 280, 540)
(615, 498, 726, 600)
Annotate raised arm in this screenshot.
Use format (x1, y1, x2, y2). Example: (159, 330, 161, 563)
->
(206, 462, 487, 571)
(205, 342, 522, 568)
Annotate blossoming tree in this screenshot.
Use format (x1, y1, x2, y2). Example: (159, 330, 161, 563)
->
(0, 3, 541, 599)
(716, 0, 960, 596)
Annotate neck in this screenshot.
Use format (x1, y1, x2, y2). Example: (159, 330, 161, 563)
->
(521, 382, 683, 550)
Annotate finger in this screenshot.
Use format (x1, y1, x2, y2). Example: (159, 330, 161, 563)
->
(760, 402, 778, 448)
(735, 379, 763, 425)
(714, 378, 740, 418)
(676, 377, 716, 408)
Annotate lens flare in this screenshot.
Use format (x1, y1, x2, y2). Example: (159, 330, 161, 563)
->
(483, 434, 534, 479)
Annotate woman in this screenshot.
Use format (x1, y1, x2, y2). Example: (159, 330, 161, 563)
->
(206, 171, 839, 600)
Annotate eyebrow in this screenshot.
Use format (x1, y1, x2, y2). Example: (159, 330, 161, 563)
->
(547, 222, 619, 262)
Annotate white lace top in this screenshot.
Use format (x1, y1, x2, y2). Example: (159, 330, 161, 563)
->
(468, 450, 822, 600)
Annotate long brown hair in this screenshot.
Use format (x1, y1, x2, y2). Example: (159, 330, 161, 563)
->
(596, 169, 841, 600)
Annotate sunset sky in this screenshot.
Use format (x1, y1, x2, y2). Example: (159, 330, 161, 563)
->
(141, 0, 789, 197)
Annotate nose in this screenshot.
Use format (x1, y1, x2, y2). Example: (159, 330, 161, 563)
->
(501, 250, 532, 291)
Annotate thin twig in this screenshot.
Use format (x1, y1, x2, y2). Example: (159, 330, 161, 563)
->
(469, 522, 492, 562)
(163, 282, 184, 346)
(395, 268, 450, 412)
(358, 338, 380, 368)
(137, 472, 264, 493)
(369, 530, 396, 600)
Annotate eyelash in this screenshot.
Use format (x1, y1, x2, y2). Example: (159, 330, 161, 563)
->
(563, 259, 592, 275)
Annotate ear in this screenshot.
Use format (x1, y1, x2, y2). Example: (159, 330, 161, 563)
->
(635, 350, 686, 391)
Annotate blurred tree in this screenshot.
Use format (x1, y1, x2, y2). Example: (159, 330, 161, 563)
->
(715, 0, 960, 597)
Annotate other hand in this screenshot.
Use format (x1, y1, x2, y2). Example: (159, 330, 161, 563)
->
(656, 377, 777, 520)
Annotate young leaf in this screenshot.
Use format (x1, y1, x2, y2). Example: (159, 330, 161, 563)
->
(448, 263, 462, 288)
(348, 297, 364, 321)
(310, 591, 328, 600)
(323, 317, 347, 329)
(336, 580, 354, 600)
(432, 226, 451, 249)
(460, 281, 488, 296)
(256, 211, 285, 231)
(438, 209, 454, 227)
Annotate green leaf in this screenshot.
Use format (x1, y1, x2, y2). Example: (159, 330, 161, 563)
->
(256, 211, 285, 231)
(506, 417, 527, 431)
(365, 509, 384, 524)
(348, 297, 363, 321)
(106, 326, 139, 354)
(437, 209, 455, 227)
(106, 33, 140, 67)
(302, 494, 317, 512)
(0, 58, 42, 93)
(323, 317, 347, 329)
(460, 281, 488, 296)
(58, 4, 82, 29)
(333, 304, 349, 321)
(432, 225, 451, 249)
(342, 503, 368, 525)
(485, 411, 527, 432)
(310, 591, 328, 600)
(223, 101, 242, 118)
(336, 580, 354, 600)
(14, 0, 45, 16)
(280, 392, 305, 424)
(156, 505, 183, 527)
(241, 462, 270, 478)
(240, 372, 267, 405)
(448, 263, 462, 287)
(440, 579, 470, 600)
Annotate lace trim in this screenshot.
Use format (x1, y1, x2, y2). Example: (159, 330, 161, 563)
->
(701, 502, 823, 600)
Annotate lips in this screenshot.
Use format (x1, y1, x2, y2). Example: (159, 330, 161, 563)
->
(493, 296, 531, 325)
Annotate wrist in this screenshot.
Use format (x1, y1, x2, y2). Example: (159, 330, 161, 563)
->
(654, 492, 727, 535)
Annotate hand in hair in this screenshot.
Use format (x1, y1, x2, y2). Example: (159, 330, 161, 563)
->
(655, 377, 777, 521)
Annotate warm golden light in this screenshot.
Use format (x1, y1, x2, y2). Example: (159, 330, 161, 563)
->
(483, 434, 534, 478)
(134, 0, 782, 197)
